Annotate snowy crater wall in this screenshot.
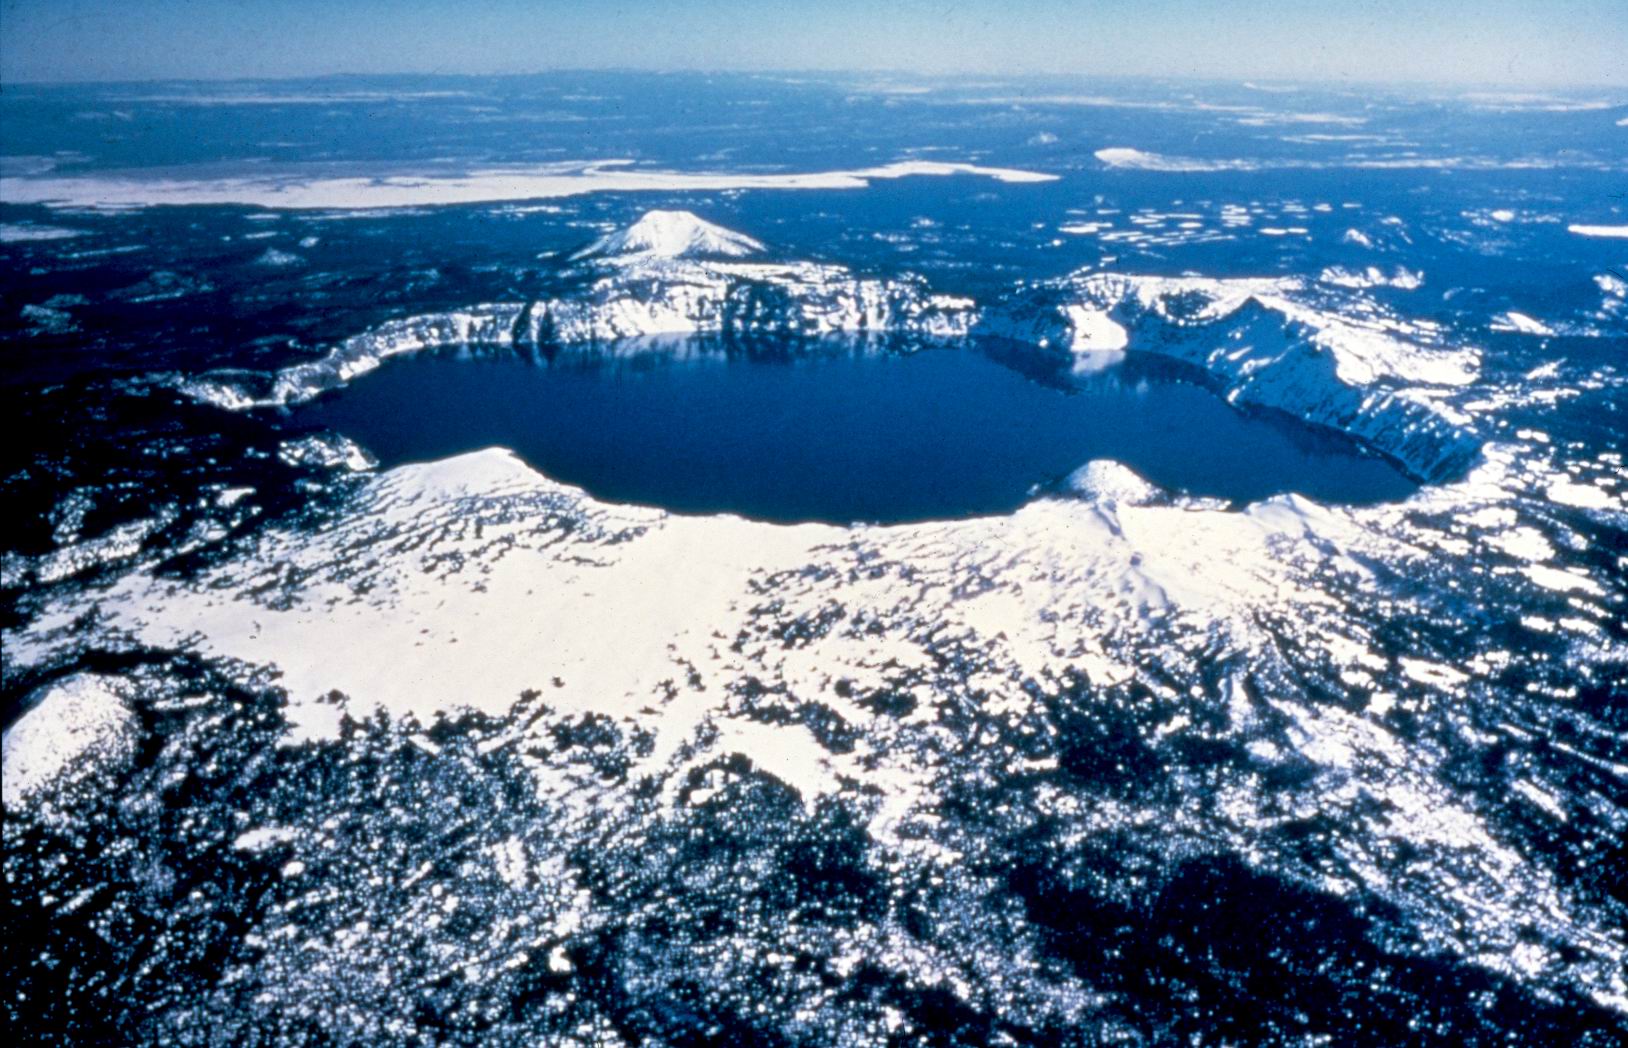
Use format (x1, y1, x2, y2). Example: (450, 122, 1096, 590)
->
(182, 211, 976, 411)
(179, 212, 1477, 490)
(977, 272, 1483, 483)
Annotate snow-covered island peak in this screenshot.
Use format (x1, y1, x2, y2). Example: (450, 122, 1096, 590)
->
(574, 209, 765, 261)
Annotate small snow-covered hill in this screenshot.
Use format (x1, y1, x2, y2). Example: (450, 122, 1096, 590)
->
(573, 209, 765, 260)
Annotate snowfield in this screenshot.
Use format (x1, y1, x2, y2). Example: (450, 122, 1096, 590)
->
(6, 202, 1626, 1042)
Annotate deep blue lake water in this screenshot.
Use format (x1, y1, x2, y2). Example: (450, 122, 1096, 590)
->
(293, 345, 1416, 523)
(6, 71, 1625, 1048)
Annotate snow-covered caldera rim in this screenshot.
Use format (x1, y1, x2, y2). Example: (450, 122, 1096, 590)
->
(1028, 271, 1480, 388)
(174, 210, 981, 411)
(171, 211, 1482, 490)
(975, 269, 1485, 483)
(0, 158, 1058, 211)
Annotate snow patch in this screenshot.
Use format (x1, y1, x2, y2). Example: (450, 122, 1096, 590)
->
(2, 676, 137, 810)
(1494, 312, 1555, 336)
(1095, 148, 1257, 173)
(235, 827, 301, 853)
(1546, 479, 1618, 511)
(1568, 224, 1628, 239)
(0, 222, 84, 243)
(1062, 304, 1128, 362)
(1318, 266, 1422, 290)
(254, 248, 304, 267)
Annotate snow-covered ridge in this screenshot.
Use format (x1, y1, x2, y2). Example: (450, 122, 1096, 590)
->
(1317, 265, 1423, 290)
(976, 271, 1482, 482)
(572, 210, 764, 260)
(180, 212, 976, 410)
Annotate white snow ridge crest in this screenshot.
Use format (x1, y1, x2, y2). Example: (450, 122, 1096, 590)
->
(574, 210, 765, 260)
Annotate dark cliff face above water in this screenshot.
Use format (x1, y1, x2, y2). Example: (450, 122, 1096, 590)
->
(290, 343, 1417, 524)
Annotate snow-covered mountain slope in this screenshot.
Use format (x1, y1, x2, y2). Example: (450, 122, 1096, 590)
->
(977, 272, 1483, 482)
(572, 209, 765, 260)
(7, 438, 1624, 1028)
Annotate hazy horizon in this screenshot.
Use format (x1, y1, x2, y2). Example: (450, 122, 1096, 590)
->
(3, 0, 1625, 90)
(4, 66, 1627, 94)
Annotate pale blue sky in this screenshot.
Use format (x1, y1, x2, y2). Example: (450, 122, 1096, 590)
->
(2, 0, 1624, 87)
